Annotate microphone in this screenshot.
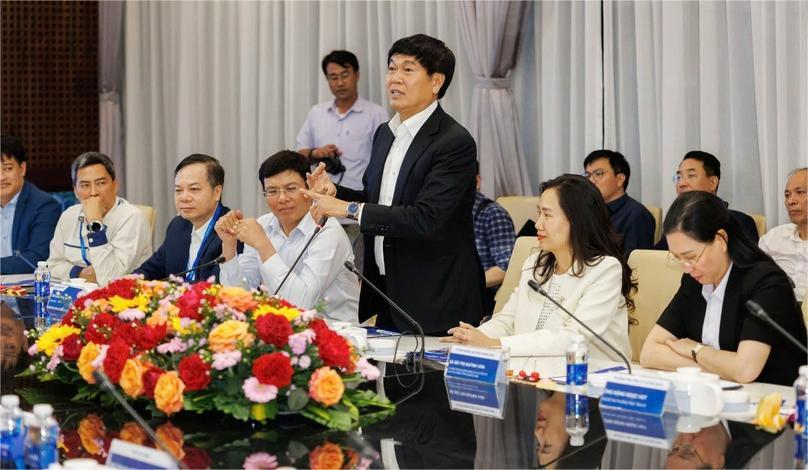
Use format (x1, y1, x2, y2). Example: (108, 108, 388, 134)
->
(13, 250, 37, 271)
(343, 260, 425, 361)
(746, 300, 808, 354)
(160, 256, 225, 282)
(273, 216, 328, 295)
(527, 279, 633, 374)
(92, 370, 188, 469)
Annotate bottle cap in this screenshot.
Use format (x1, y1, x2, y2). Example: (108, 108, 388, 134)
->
(33, 403, 53, 417)
(0, 395, 20, 407)
(37, 261, 47, 267)
(23, 412, 37, 427)
(800, 365, 808, 376)
(570, 434, 585, 446)
(572, 334, 585, 344)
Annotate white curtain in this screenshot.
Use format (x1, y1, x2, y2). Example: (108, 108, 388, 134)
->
(124, 1, 474, 238)
(603, 0, 808, 225)
(458, 1, 531, 199)
(99, 1, 125, 193)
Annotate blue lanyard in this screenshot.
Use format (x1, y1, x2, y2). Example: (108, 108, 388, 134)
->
(186, 204, 222, 282)
(78, 220, 91, 266)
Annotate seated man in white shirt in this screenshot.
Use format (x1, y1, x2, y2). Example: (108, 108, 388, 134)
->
(759, 167, 808, 302)
(48, 152, 152, 286)
(215, 150, 359, 324)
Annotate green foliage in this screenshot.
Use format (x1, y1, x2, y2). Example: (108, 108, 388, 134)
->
(213, 394, 251, 422)
(287, 388, 309, 411)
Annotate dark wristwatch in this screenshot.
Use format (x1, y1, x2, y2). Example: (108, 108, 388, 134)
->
(346, 201, 361, 220)
(87, 221, 105, 233)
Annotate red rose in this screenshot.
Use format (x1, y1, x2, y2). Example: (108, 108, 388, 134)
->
(85, 313, 121, 345)
(175, 283, 216, 321)
(255, 314, 293, 348)
(316, 331, 353, 371)
(134, 323, 167, 351)
(61, 334, 84, 361)
(142, 367, 165, 398)
(80, 278, 138, 303)
(112, 321, 138, 346)
(103, 337, 131, 383)
(252, 352, 293, 388)
(177, 354, 211, 391)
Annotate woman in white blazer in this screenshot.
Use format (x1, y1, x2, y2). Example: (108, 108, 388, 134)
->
(443, 174, 634, 364)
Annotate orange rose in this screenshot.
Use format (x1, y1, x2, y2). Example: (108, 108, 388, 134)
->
(155, 422, 185, 460)
(77, 414, 106, 456)
(154, 371, 185, 415)
(119, 359, 145, 398)
(218, 287, 257, 311)
(207, 320, 253, 353)
(309, 442, 344, 470)
(119, 422, 147, 445)
(77, 342, 101, 384)
(308, 367, 344, 407)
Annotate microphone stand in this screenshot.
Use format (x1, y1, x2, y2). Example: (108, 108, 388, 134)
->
(13, 250, 37, 271)
(273, 216, 328, 296)
(93, 370, 187, 469)
(160, 256, 225, 282)
(746, 300, 808, 354)
(527, 280, 633, 374)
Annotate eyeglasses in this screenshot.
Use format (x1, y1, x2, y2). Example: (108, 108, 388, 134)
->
(667, 244, 708, 269)
(263, 185, 302, 198)
(583, 169, 611, 181)
(667, 441, 706, 466)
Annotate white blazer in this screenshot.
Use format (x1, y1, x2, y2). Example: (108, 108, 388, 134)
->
(478, 253, 632, 363)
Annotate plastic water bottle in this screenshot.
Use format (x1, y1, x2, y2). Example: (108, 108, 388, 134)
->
(23, 404, 58, 469)
(565, 334, 589, 390)
(565, 393, 589, 447)
(1, 395, 25, 469)
(795, 365, 808, 469)
(33, 261, 51, 330)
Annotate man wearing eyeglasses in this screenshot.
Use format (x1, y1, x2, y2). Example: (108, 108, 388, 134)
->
(215, 150, 358, 324)
(584, 150, 655, 257)
(655, 151, 759, 250)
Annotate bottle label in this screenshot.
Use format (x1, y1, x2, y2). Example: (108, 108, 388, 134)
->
(1, 430, 12, 462)
(565, 393, 589, 416)
(566, 363, 588, 386)
(797, 397, 807, 437)
(24, 442, 56, 469)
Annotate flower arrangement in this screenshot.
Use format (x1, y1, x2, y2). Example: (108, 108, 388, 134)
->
(22, 278, 393, 430)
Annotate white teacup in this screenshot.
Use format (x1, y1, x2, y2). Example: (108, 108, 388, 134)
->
(673, 367, 724, 416)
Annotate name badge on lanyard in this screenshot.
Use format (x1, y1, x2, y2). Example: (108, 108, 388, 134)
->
(186, 204, 222, 282)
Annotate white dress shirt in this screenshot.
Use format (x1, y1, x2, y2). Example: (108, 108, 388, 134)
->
(186, 215, 214, 272)
(759, 223, 808, 301)
(219, 213, 359, 324)
(372, 100, 438, 275)
(700, 263, 733, 349)
(0, 191, 20, 258)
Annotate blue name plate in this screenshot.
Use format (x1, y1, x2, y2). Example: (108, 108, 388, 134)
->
(599, 374, 669, 416)
(46, 283, 85, 320)
(445, 345, 509, 384)
(445, 377, 509, 419)
(601, 408, 678, 449)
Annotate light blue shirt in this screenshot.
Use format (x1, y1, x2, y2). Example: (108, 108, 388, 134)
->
(0, 191, 20, 258)
(296, 97, 388, 191)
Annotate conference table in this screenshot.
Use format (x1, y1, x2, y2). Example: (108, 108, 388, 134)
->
(0, 290, 800, 468)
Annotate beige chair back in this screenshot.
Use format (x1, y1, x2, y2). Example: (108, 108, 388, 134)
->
(496, 196, 540, 234)
(750, 213, 766, 237)
(802, 300, 808, 333)
(493, 237, 539, 314)
(133, 204, 156, 238)
(627, 249, 683, 362)
(643, 204, 663, 244)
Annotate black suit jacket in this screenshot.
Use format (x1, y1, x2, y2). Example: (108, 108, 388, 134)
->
(336, 104, 485, 333)
(656, 260, 806, 385)
(134, 205, 230, 282)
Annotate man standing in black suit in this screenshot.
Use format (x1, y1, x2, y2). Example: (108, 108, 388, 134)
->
(304, 34, 484, 335)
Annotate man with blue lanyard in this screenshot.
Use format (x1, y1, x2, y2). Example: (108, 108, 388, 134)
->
(135, 154, 233, 282)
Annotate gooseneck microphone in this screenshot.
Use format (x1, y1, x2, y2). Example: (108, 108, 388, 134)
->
(274, 216, 329, 295)
(527, 279, 633, 374)
(746, 300, 808, 354)
(160, 256, 225, 282)
(92, 370, 188, 469)
(13, 250, 37, 271)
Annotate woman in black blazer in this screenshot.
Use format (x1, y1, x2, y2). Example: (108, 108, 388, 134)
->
(640, 191, 806, 386)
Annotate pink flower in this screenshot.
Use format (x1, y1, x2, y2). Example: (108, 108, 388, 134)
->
(288, 329, 315, 355)
(27, 344, 38, 356)
(297, 355, 311, 370)
(295, 309, 318, 325)
(242, 377, 278, 403)
(91, 345, 110, 369)
(156, 337, 187, 354)
(211, 350, 242, 370)
(356, 357, 381, 380)
(119, 308, 145, 321)
(46, 352, 61, 371)
(242, 452, 278, 470)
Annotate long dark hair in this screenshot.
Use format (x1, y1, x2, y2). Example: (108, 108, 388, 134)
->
(532, 174, 636, 312)
(662, 191, 774, 268)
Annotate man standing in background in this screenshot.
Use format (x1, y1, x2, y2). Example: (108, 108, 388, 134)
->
(296, 50, 388, 272)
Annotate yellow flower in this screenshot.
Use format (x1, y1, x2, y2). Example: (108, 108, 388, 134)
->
(119, 359, 145, 398)
(754, 392, 787, 433)
(207, 320, 253, 353)
(308, 367, 344, 407)
(77, 342, 101, 384)
(77, 414, 106, 455)
(170, 316, 201, 336)
(253, 304, 300, 322)
(250, 403, 267, 421)
(154, 371, 185, 415)
(108, 295, 141, 313)
(35, 325, 81, 356)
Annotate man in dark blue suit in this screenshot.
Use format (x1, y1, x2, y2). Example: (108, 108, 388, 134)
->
(135, 154, 231, 281)
(0, 135, 61, 274)
(304, 34, 485, 335)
